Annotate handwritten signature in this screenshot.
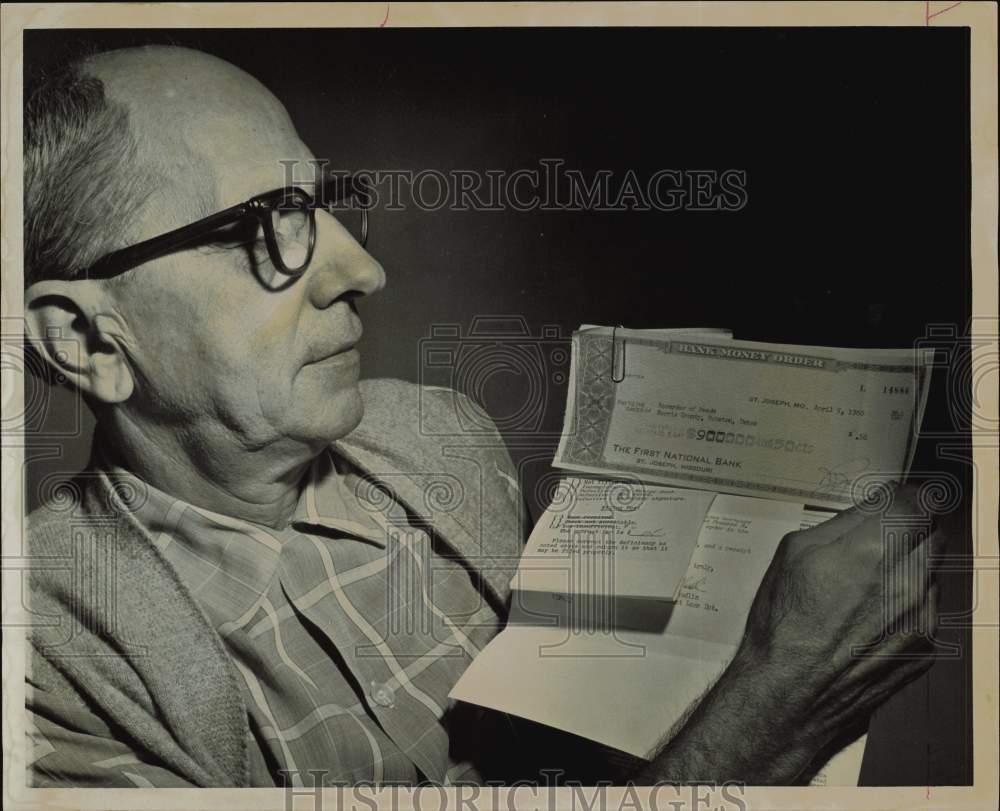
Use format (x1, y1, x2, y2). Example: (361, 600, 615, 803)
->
(627, 527, 665, 538)
(816, 458, 871, 492)
(679, 574, 709, 593)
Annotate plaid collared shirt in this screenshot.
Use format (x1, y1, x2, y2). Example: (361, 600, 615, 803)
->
(30, 449, 512, 787)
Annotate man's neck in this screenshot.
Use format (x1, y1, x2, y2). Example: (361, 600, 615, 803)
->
(97, 414, 321, 529)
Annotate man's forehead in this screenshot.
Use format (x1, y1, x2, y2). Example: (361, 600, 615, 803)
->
(85, 46, 313, 206)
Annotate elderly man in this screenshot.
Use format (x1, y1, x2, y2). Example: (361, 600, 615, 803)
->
(23, 46, 940, 788)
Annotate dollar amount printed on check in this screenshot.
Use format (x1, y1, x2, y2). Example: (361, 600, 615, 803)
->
(553, 327, 933, 509)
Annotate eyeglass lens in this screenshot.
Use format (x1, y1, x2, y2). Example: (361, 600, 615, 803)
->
(269, 182, 369, 274)
(270, 205, 312, 272)
(329, 203, 367, 247)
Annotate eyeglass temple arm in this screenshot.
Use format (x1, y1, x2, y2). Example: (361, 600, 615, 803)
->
(86, 201, 251, 279)
(86, 178, 371, 279)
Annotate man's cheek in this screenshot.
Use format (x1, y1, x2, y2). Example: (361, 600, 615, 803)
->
(252, 354, 299, 413)
(254, 294, 301, 342)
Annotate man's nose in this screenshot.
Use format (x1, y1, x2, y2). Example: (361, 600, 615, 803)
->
(306, 211, 386, 309)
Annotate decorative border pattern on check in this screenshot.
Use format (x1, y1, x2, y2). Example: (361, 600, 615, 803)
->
(561, 333, 928, 505)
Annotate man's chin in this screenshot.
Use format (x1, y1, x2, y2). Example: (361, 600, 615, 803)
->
(287, 383, 365, 448)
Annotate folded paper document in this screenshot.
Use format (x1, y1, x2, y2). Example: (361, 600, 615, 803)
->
(513, 477, 716, 606)
(450, 326, 933, 785)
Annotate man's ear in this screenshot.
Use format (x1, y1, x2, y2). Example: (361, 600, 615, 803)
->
(24, 280, 135, 404)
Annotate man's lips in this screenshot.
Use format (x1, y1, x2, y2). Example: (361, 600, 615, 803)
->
(306, 345, 360, 367)
(306, 309, 364, 366)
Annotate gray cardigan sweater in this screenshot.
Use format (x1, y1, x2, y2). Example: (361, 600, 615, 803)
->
(26, 379, 526, 786)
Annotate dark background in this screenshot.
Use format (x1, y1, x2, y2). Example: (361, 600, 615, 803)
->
(23, 27, 973, 785)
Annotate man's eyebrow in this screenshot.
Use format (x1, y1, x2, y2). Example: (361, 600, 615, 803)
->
(186, 218, 262, 252)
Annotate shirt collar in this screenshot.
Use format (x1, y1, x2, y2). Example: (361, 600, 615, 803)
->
(291, 450, 388, 547)
(95, 443, 388, 549)
(92, 444, 387, 632)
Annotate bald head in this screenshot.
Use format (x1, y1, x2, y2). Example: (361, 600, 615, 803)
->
(24, 45, 311, 285)
(90, 47, 310, 238)
(84, 45, 293, 134)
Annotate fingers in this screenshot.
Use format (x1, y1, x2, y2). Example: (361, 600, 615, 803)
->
(887, 524, 946, 579)
(833, 483, 935, 561)
(926, 581, 940, 638)
(886, 537, 937, 600)
(862, 650, 935, 704)
(925, 523, 949, 557)
(890, 481, 923, 514)
(789, 506, 873, 547)
(872, 561, 940, 653)
(792, 483, 930, 554)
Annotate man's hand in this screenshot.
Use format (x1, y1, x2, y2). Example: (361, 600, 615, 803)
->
(741, 482, 941, 742)
(638, 482, 942, 785)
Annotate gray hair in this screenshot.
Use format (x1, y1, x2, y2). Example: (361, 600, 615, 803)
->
(24, 61, 153, 287)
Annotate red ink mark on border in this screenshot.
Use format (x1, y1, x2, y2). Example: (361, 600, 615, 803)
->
(926, 1, 963, 25)
(379, 2, 390, 28)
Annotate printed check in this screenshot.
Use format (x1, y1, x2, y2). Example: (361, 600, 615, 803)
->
(554, 327, 933, 509)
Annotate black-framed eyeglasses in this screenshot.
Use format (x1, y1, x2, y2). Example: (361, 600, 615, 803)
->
(85, 174, 370, 281)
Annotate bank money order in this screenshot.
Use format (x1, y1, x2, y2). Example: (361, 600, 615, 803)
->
(554, 327, 934, 509)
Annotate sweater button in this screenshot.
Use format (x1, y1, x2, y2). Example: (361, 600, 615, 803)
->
(370, 681, 395, 708)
